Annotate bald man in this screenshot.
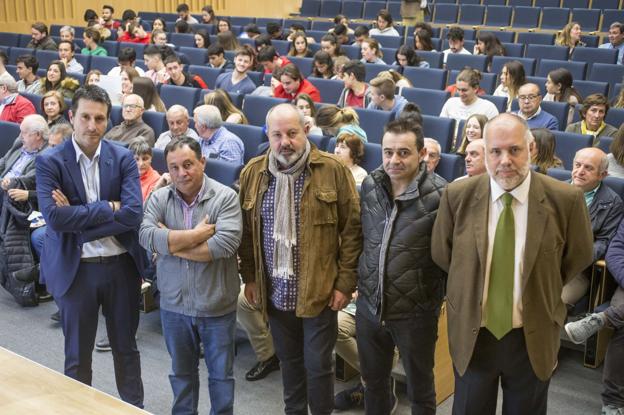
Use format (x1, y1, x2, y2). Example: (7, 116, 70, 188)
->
(104, 94, 155, 146)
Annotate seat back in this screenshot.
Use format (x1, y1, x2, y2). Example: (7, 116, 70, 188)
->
(485, 5, 513, 26)
(223, 123, 267, 163)
(540, 8, 571, 30)
(422, 115, 456, 153)
(536, 59, 587, 81)
(512, 7, 542, 28)
(491, 56, 536, 77)
(189, 65, 223, 90)
(160, 85, 200, 114)
(553, 131, 593, 169)
(605, 108, 624, 128)
(178, 47, 208, 65)
(400, 88, 450, 116)
(459, 5, 486, 25)
(435, 153, 465, 182)
(242, 95, 289, 126)
(446, 54, 489, 73)
(433, 4, 460, 24)
(526, 44, 570, 62)
(541, 100, 570, 131)
(571, 8, 601, 31)
(204, 158, 243, 188)
(353, 108, 394, 145)
(516, 31, 555, 45)
(327, 138, 383, 173)
(571, 47, 619, 65)
(402, 67, 447, 90)
(415, 51, 444, 69)
(0, 121, 19, 158)
(307, 77, 344, 105)
(589, 63, 624, 90)
(141, 111, 167, 138)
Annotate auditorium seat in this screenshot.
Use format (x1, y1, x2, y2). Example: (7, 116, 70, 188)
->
(372, 35, 401, 49)
(403, 67, 447, 90)
(606, 108, 624, 129)
(287, 57, 313, 77)
(459, 5, 486, 26)
(563, 0, 589, 7)
(152, 148, 166, 174)
(364, 63, 400, 82)
(353, 108, 393, 145)
(516, 32, 555, 45)
(341, 2, 364, 19)
(142, 111, 167, 138)
(422, 115, 456, 153)
(435, 153, 465, 182)
(597, 136, 614, 154)
(433, 4, 460, 25)
(547, 167, 572, 181)
(160, 85, 199, 115)
(491, 56, 536, 77)
(0, 121, 19, 158)
(536, 60, 587, 81)
(415, 51, 444, 69)
(169, 33, 195, 48)
(223, 123, 267, 163)
(308, 135, 330, 151)
(541, 101, 570, 131)
(494, 31, 516, 44)
(526, 45, 570, 62)
(204, 158, 243, 188)
(512, 7, 541, 29)
(90, 56, 118, 73)
(189, 66, 223, 90)
(446, 54, 488, 73)
(604, 176, 624, 202)
(179, 47, 208, 65)
(363, 2, 389, 20)
(573, 80, 609, 99)
(589, 63, 624, 90)
(242, 96, 289, 126)
(485, 6, 513, 27)
(508, 0, 533, 5)
(571, 8, 601, 31)
(483, 0, 507, 5)
(482, 95, 509, 113)
(307, 77, 344, 105)
(0, 32, 19, 47)
(553, 131, 593, 169)
(571, 47, 619, 65)
(400, 88, 450, 117)
(320, 0, 342, 18)
(591, 0, 620, 8)
(540, 8, 571, 31)
(8, 47, 33, 65)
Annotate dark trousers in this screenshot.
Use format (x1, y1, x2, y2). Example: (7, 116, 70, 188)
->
(603, 287, 624, 408)
(268, 305, 337, 415)
(452, 328, 550, 415)
(56, 254, 144, 407)
(356, 309, 439, 415)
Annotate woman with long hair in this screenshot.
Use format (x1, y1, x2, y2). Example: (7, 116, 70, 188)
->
(531, 128, 563, 173)
(544, 67, 583, 126)
(151, 17, 167, 33)
(81, 28, 107, 56)
(360, 38, 385, 64)
(414, 28, 435, 51)
(320, 34, 345, 58)
(312, 51, 334, 79)
(556, 22, 586, 53)
(493, 60, 526, 111)
(608, 124, 624, 178)
(315, 105, 368, 142)
(294, 93, 322, 135)
(473, 32, 505, 71)
(288, 32, 313, 58)
(37, 60, 79, 99)
(334, 132, 368, 185)
(194, 29, 211, 49)
(456, 113, 488, 154)
(132, 77, 166, 112)
(84, 69, 101, 86)
(394, 45, 429, 71)
(203, 89, 248, 124)
(217, 31, 240, 51)
(217, 18, 232, 34)
(41, 90, 70, 127)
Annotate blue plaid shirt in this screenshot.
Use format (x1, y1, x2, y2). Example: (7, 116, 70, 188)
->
(261, 171, 306, 311)
(199, 126, 245, 165)
(4, 148, 39, 179)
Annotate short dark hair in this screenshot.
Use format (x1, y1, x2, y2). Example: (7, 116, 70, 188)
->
(334, 14, 347, 24)
(84, 27, 102, 43)
(290, 23, 306, 32)
(118, 47, 137, 63)
(103, 5, 114, 13)
(72, 85, 112, 118)
(175, 20, 190, 33)
(266, 22, 282, 35)
(333, 24, 347, 37)
(342, 60, 366, 82)
(244, 23, 261, 35)
(16, 54, 38, 72)
(0, 50, 7, 66)
(254, 34, 273, 49)
(144, 44, 163, 58)
(235, 46, 254, 59)
(377, 9, 393, 25)
(354, 25, 369, 38)
(207, 44, 225, 57)
(176, 3, 190, 13)
(257, 46, 279, 63)
(57, 40, 74, 52)
(121, 9, 137, 22)
(31, 22, 48, 35)
(164, 54, 183, 65)
(83, 9, 98, 23)
(384, 118, 424, 151)
(447, 26, 465, 42)
(164, 135, 202, 162)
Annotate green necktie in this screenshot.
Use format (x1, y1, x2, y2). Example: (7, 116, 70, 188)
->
(486, 192, 515, 340)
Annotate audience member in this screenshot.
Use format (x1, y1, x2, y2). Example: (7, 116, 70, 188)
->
(440, 68, 498, 124)
(48, 123, 73, 147)
(443, 26, 471, 65)
(332, 14, 355, 35)
(143, 45, 169, 85)
(311, 51, 334, 79)
(352, 26, 370, 47)
(254, 34, 273, 52)
(337, 60, 371, 108)
(493, 60, 526, 111)
(369, 9, 400, 37)
(59, 25, 77, 45)
(332, 24, 350, 46)
(456, 113, 488, 154)
(104, 94, 155, 146)
(360, 38, 386, 64)
(132, 77, 166, 113)
(58, 40, 84, 74)
(84, 69, 101, 86)
(531, 128, 563, 173)
(608, 124, 624, 178)
(423, 137, 442, 173)
(0, 51, 14, 83)
(376, 69, 413, 89)
(155, 105, 200, 149)
(514, 83, 559, 130)
(0, 78, 36, 123)
(600, 22, 624, 65)
(83, 9, 99, 26)
(566, 94, 618, 145)
(203, 89, 248, 124)
(238, 103, 361, 415)
(394, 45, 429, 71)
(151, 17, 167, 33)
(164, 55, 208, 89)
(414, 28, 435, 51)
(41, 91, 70, 128)
(257, 46, 292, 74)
(194, 29, 211, 50)
(81, 28, 108, 56)
(201, 5, 216, 24)
(266, 22, 285, 40)
(193, 105, 245, 164)
(174, 20, 191, 34)
(118, 23, 151, 45)
(274, 64, 321, 102)
(116, 66, 140, 104)
(0, 114, 48, 182)
(207, 44, 235, 70)
(321, 34, 345, 58)
(139, 136, 242, 415)
(288, 32, 313, 58)
(15, 55, 40, 94)
(473, 31, 505, 70)
(108, 47, 146, 77)
(100, 5, 121, 30)
(544, 67, 582, 126)
(294, 93, 323, 135)
(127, 138, 165, 201)
(150, 29, 170, 47)
(316, 105, 368, 142)
(215, 47, 257, 95)
(367, 76, 408, 118)
(332, 55, 351, 80)
(27, 22, 57, 51)
(334, 132, 368, 185)
(241, 23, 261, 40)
(176, 3, 198, 24)
(556, 22, 586, 54)
(461, 138, 487, 178)
(217, 31, 240, 51)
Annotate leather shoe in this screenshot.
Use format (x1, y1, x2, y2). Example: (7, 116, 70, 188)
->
(50, 310, 60, 322)
(245, 354, 280, 381)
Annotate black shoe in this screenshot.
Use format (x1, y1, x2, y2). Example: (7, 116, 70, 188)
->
(50, 310, 60, 322)
(245, 354, 280, 381)
(95, 336, 111, 352)
(334, 382, 365, 410)
(37, 292, 53, 303)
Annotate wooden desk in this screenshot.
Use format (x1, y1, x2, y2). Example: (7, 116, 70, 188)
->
(0, 347, 151, 415)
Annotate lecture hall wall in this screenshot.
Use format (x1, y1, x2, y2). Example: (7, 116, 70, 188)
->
(0, 0, 301, 34)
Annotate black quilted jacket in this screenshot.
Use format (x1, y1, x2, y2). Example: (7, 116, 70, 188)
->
(356, 161, 447, 321)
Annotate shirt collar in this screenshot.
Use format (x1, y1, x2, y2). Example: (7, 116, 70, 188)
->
(490, 171, 531, 206)
(519, 106, 541, 121)
(72, 134, 102, 163)
(202, 126, 222, 144)
(174, 177, 206, 208)
(1, 93, 17, 106)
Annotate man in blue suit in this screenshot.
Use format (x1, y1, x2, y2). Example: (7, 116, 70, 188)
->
(35, 85, 145, 407)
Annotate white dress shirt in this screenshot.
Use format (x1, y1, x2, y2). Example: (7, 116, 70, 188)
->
(72, 137, 127, 258)
(481, 172, 531, 328)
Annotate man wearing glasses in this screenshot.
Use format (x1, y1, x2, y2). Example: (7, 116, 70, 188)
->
(104, 94, 155, 146)
(514, 83, 559, 131)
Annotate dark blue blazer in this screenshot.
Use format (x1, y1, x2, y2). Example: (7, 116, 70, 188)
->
(35, 139, 147, 298)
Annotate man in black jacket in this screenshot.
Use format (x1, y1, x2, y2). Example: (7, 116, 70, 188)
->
(563, 147, 624, 307)
(355, 119, 447, 415)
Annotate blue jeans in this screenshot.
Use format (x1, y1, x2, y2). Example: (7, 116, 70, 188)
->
(30, 226, 45, 261)
(161, 309, 237, 415)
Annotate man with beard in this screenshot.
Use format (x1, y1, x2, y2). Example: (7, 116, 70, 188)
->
(432, 113, 593, 414)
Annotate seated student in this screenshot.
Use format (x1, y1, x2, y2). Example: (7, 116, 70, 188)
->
(599, 22, 624, 65)
(117, 22, 151, 44)
(331, 14, 355, 36)
(273, 64, 321, 102)
(530, 128, 563, 173)
(101, 5, 121, 31)
(41, 91, 70, 128)
(176, 3, 199, 24)
(164, 54, 208, 89)
(321, 33, 345, 58)
(240, 23, 261, 40)
(331, 24, 349, 47)
(217, 30, 240, 51)
(207, 44, 235, 70)
(562, 148, 623, 308)
(376, 70, 413, 89)
(566, 94, 618, 145)
(439, 68, 499, 124)
(288, 32, 314, 58)
(414, 28, 436, 52)
(394, 45, 429, 71)
(360, 38, 386, 65)
(338, 60, 372, 109)
(27, 22, 57, 51)
(127, 138, 168, 201)
(0, 51, 14, 83)
(366, 76, 408, 118)
(423, 137, 442, 174)
(513, 82, 559, 131)
(556, 22, 586, 56)
(201, 4, 216, 24)
(203, 89, 248, 124)
(316, 105, 368, 142)
(369, 9, 400, 37)
(150, 29, 172, 48)
(0, 78, 36, 123)
(493, 60, 526, 112)
(473, 31, 505, 71)
(214, 47, 257, 95)
(132, 77, 166, 113)
(544, 67, 583, 126)
(15, 54, 40, 94)
(257, 46, 292, 74)
(174, 19, 192, 34)
(155, 104, 200, 149)
(311, 51, 334, 79)
(81, 28, 108, 56)
(107, 47, 145, 76)
(294, 93, 323, 136)
(194, 105, 245, 165)
(104, 94, 156, 146)
(143, 45, 169, 85)
(266, 22, 286, 41)
(352, 25, 370, 47)
(442, 26, 471, 65)
(254, 33, 273, 53)
(57, 40, 84, 74)
(608, 125, 624, 178)
(455, 113, 487, 154)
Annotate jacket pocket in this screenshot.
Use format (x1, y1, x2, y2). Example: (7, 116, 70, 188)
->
(242, 196, 256, 211)
(313, 190, 337, 225)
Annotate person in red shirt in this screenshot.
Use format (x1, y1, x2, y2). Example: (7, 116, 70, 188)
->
(274, 64, 321, 103)
(101, 5, 121, 30)
(117, 23, 150, 44)
(337, 60, 371, 108)
(0, 78, 36, 123)
(257, 46, 292, 74)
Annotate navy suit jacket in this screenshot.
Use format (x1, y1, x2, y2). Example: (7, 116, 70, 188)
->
(35, 139, 147, 298)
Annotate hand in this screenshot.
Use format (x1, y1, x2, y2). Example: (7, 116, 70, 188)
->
(7, 189, 28, 202)
(245, 282, 258, 305)
(154, 173, 171, 190)
(328, 289, 350, 311)
(194, 214, 216, 241)
(51, 189, 70, 207)
(0, 177, 10, 190)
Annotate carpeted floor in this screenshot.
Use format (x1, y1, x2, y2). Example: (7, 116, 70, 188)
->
(0, 289, 605, 414)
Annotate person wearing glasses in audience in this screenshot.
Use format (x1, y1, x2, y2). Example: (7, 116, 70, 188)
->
(104, 94, 155, 146)
(513, 83, 559, 131)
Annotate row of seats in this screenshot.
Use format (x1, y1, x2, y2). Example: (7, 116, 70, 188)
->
(431, 0, 619, 8)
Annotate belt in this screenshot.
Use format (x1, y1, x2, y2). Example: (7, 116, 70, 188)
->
(80, 253, 130, 264)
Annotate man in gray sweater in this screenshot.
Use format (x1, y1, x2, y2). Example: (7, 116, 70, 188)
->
(139, 136, 242, 415)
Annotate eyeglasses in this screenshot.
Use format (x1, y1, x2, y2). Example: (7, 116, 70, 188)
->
(518, 94, 540, 101)
(123, 104, 143, 110)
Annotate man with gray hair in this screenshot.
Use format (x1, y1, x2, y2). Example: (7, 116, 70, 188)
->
(600, 22, 624, 65)
(0, 114, 48, 186)
(194, 105, 244, 165)
(59, 25, 80, 52)
(0, 77, 36, 123)
(155, 105, 199, 149)
(48, 123, 73, 147)
(423, 137, 441, 173)
(104, 94, 155, 146)
(563, 147, 623, 306)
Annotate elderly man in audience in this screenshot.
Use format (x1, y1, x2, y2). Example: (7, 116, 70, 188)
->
(599, 22, 624, 65)
(27, 22, 57, 51)
(366, 76, 408, 118)
(458, 138, 487, 180)
(140, 136, 242, 415)
(58, 40, 84, 74)
(155, 105, 200, 149)
(562, 148, 624, 308)
(0, 77, 36, 124)
(423, 137, 442, 174)
(566, 94, 618, 145)
(194, 105, 245, 165)
(514, 83, 559, 131)
(104, 94, 155, 146)
(15, 55, 40, 94)
(1, 114, 48, 186)
(239, 103, 361, 415)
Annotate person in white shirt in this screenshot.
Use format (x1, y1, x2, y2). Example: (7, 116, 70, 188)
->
(440, 68, 499, 125)
(368, 9, 400, 37)
(443, 26, 472, 65)
(176, 3, 199, 24)
(599, 22, 624, 65)
(107, 47, 145, 77)
(143, 45, 169, 85)
(155, 105, 200, 149)
(58, 41, 84, 74)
